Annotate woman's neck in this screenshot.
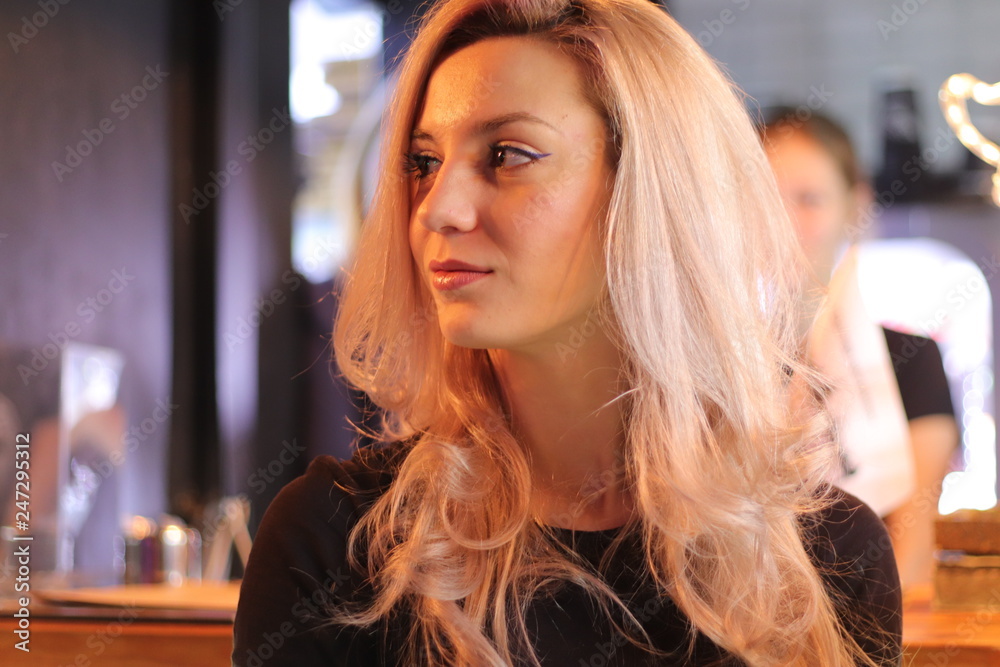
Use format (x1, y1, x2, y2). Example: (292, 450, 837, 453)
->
(489, 330, 631, 530)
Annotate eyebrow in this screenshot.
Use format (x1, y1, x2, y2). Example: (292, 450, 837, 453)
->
(411, 111, 562, 142)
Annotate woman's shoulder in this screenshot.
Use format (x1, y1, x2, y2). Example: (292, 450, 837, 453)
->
(232, 437, 414, 666)
(276, 435, 411, 502)
(242, 436, 413, 583)
(804, 488, 894, 570)
(282, 437, 412, 513)
(802, 487, 903, 663)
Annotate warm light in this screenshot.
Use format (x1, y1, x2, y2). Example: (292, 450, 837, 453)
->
(946, 104, 966, 124)
(940, 73, 1000, 207)
(126, 515, 155, 540)
(959, 125, 982, 146)
(940, 413, 997, 514)
(946, 74, 972, 97)
(973, 82, 1000, 105)
(161, 524, 186, 547)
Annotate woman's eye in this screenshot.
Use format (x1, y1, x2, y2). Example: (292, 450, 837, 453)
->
(489, 145, 548, 170)
(404, 146, 548, 181)
(795, 191, 826, 209)
(404, 152, 440, 180)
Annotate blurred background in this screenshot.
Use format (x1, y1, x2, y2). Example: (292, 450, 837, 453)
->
(0, 0, 998, 586)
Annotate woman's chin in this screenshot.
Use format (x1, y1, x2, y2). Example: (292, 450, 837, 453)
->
(438, 317, 512, 350)
(440, 328, 498, 350)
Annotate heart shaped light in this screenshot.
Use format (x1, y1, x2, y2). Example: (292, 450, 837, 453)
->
(940, 73, 1000, 206)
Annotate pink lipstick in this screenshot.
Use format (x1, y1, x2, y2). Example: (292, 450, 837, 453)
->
(429, 259, 493, 291)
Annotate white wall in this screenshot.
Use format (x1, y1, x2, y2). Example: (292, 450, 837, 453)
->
(670, 0, 1000, 177)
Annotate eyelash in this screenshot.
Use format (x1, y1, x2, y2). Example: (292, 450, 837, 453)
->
(402, 153, 437, 180)
(403, 144, 548, 180)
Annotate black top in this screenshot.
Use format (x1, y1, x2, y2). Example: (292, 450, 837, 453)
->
(882, 327, 955, 422)
(233, 442, 902, 666)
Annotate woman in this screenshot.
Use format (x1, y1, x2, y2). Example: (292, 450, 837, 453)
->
(233, 1, 901, 664)
(762, 108, 959, 594)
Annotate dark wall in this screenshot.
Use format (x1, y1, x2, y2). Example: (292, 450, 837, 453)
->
(0, 0, 301, 577)
(0, 0, 172, 574)
(213, 0, 300, 536)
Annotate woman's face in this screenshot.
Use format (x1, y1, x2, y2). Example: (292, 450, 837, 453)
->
(765, 130, 856, 285)
(408, 36, 613, 355)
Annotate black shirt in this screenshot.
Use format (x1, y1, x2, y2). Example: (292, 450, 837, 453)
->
(233, 442, 902, 666)
(882, 327, 955, 422)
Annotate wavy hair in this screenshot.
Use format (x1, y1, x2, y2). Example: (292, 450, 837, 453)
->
(332, 0, 882, 664)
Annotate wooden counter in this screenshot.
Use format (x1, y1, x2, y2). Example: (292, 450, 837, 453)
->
(904, 585, 1000, 666)
(4, 582, 1000, 665)
(0, 583, 237, 667)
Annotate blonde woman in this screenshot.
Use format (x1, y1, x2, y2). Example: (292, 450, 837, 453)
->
(233, 0, 901, 665)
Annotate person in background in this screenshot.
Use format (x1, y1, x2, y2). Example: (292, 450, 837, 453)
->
(762, 108, 959, 594)
(232, 2, 902, 664)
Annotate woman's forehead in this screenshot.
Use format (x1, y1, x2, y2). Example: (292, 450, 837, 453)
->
(413, 36, 596, 139)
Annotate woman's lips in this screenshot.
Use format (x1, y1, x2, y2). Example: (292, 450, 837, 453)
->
(431, 269, 492, 291)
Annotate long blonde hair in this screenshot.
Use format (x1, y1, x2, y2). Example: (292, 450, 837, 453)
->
(332, 0, 886, 664)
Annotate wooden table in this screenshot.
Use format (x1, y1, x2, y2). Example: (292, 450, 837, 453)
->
(5, 582, 1000, 665)
(0, 583, 237, 667)
(904, 585, 1000, 666)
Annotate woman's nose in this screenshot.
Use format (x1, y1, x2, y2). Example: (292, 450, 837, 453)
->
(412, 163, 479, 234)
